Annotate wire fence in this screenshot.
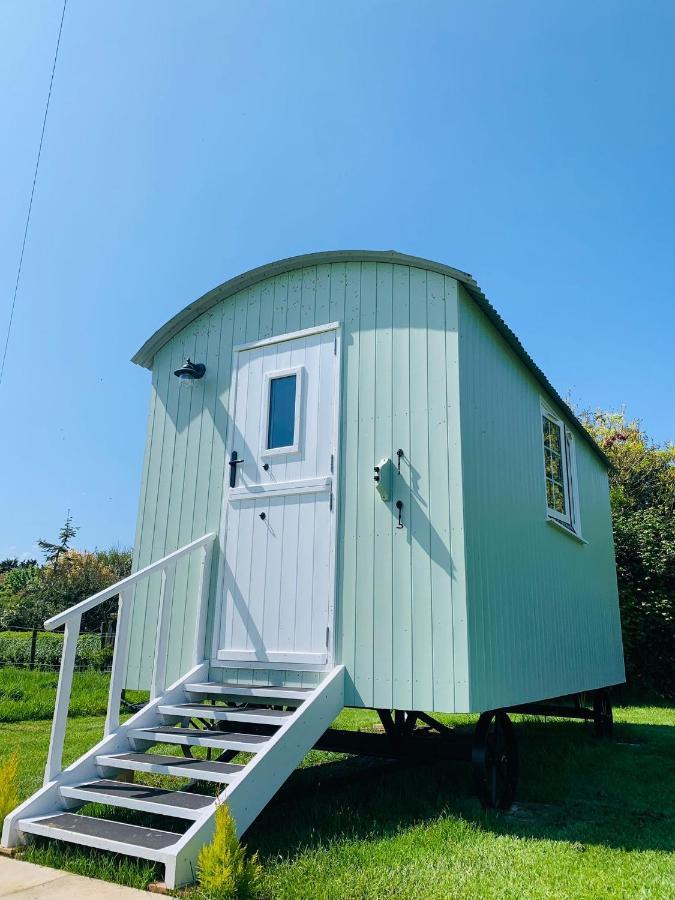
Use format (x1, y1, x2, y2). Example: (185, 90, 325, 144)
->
(0, 624, 117, 673)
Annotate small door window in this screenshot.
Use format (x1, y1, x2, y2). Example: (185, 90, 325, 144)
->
(261, 365, 303, 456)
(268, 374, 297, 449)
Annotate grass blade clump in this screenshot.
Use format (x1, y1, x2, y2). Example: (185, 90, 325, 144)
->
(197, 801, 262, 899)
(0, 751, 19, 823)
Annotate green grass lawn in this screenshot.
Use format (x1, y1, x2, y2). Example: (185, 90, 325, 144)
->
(0, 666, 147, 722)
(0, 669, 673, 898)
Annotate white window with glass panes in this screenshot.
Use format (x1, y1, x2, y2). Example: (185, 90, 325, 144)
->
(541, 402, 582, 538)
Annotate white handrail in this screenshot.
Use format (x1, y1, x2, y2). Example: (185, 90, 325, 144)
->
(44, 532, 216, 631)
(43, 532, 217, 784)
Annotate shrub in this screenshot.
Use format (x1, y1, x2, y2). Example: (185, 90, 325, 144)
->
(582, 412, 675, 697)
(0, 752, 19, 823)
(197, 801, 262, 899)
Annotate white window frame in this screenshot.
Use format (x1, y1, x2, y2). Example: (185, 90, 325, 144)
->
(540, 401, 582, 538)
(260, 365, 304, 458)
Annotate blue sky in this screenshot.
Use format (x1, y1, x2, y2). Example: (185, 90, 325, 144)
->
(1, 1, 673, 560)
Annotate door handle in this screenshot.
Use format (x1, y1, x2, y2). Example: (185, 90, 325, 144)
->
(228, 450, 245, 488)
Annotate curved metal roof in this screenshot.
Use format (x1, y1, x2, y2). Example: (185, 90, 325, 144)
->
(132, 249, 609, 468)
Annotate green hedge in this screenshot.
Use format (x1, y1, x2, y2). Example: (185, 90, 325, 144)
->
(0, 631, 113, 671)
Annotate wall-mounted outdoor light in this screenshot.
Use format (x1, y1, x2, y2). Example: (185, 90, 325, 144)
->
(174, 358, 206, 381)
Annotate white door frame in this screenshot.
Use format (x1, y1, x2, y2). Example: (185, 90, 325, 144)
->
(211, 320, 342, 671)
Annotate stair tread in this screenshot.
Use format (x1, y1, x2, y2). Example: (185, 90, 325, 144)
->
(131, 726, 270, 745)
(186, 681, 312, 694)
(161, 703, 292, 719)
(62, 779, 215, 811)
(20, 812, 179, 851)
(98, 752, 245, 777)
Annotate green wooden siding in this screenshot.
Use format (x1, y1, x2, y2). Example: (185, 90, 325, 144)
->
(127, 261, 468, 712)
(457, 284, 625, 711)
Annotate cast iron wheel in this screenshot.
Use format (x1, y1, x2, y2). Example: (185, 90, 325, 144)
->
(472, 710, 518, 810)
(593, 690, 613, 738)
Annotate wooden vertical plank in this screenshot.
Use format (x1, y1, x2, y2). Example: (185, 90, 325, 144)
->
(246, 284, 262, 343)
(126, 359, 170, 689)
(409, 267, 433, 711)
(139, 337, 186, 689)
(258, 278, 275, 339)
(44, 613, 81, 784)
(201, 297, 234, 661)
(354, 261, 376, 706)
(228, 344, 255, 653)
(300, 266, 317, 329)
(329, 262, 346, 324)
(272, 273, 289, 335)
(130, 369, 158, 577)
(261, 492, 285, 653)
(151, 563, 176, 699)
(178, 307, 225, 676)
(372, 263, 394, 708)
(426, 270, 454, 710)
(328, 262, 346, 673)
(286, 335, 311, 651)
(391, 265, 413, 709)
(208, 292, 245, 661)
(286, 269, 303, 333)
(314, 264, 331, 326)
(339, 262, 361, 704)
(169, 319, 213, 683)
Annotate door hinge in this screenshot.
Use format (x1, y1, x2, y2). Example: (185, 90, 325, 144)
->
(329, 491, 334, 511)
(330, 453, 334, 473)
(326, 626, 330, 648)
(334, 334, 337, 354)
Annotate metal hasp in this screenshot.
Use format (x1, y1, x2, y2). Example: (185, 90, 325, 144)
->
(228, 450, 244, 488)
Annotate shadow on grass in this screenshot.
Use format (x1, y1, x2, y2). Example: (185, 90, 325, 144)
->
(245, 716, 674, 862)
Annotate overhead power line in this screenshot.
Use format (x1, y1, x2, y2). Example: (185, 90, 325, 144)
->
(0, 0, 68, 389)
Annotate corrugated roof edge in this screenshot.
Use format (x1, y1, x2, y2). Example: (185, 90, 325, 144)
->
(131, 249, 611, 470)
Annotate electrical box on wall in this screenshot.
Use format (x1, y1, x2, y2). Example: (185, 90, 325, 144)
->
(374, 457, 393, 502)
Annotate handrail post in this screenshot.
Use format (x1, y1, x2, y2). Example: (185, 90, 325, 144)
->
(150, 562, 176, 700)
(104, 587, 133, 736)
(44, 613, 81, 785)
(192, 541, 214, 668)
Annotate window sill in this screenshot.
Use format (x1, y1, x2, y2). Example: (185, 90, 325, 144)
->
(547, 517, 587, 544)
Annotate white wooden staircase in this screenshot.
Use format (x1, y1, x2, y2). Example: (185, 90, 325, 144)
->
(1, 534, 345, 889)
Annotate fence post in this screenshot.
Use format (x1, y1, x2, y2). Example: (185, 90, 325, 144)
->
(29, 627, 38, 670)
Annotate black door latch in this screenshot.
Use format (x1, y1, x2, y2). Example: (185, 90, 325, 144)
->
(228, 450, 245, 487)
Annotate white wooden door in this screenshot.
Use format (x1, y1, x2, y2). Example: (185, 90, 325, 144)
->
(214, 324, 340, 668)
